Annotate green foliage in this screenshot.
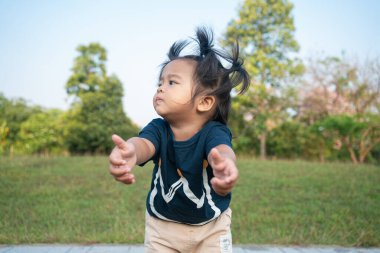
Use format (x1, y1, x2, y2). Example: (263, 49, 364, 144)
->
(369, 143, 380, 164)
(320, 115, 363, 138)
(267, 120, 305, 159)
(16, 109, 66, 155)
(223, 0, 303, 86)
(0, 93, 42, 145)
(0, 121, 9, 155)
(66, 43, 107, 96)
(262, 113, 380, 164)
(223, 0, 304, 159)
(313, 114, 380, 163)
(65, 43, 139, 154)
(0, 93, 43, 155)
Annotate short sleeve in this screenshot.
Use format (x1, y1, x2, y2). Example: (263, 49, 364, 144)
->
(204, 123, 232, 157)
(138, 118, 165, 164)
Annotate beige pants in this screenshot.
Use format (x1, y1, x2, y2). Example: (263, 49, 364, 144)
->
(144, 208, 233, 253)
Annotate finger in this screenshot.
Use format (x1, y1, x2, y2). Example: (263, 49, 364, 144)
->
(222, 161, 239, 184)
(223, 174, 236, 185)
(111, 136, 136, 160)
(224, 167, 239, 184)
(211, 177, 232, 191)
(116, 173, 134, 181)
(109, 165, 130, 177)
(210, 148, 225, 166)
(211, 173, 236, 190)
(211, 178, 231, 196)
(116, 174, 136, 184)
(109, 154, 127, 166)
(112, 134, 128, 150)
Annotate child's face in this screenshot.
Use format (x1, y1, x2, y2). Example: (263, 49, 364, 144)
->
(153, 59, 198, 121)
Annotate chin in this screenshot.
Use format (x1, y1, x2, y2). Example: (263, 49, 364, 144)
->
(154, 109, 165, 118)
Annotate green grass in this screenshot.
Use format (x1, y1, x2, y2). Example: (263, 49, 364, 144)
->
(0, 156, 379, 246)
(233, 159, 380, 247)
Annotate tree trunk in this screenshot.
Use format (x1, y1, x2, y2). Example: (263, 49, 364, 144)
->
(348, 147, 358, 164)
(319, 142, 325, 163)
(259, 132, 267, 160)
(344, 137, 358, 164)
(359, 138, 380, 163)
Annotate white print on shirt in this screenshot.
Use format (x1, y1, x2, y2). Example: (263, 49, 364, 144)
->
(161, 168, 205, 208)
(149, 160, 221, 225)
(220, 233, 232, 253)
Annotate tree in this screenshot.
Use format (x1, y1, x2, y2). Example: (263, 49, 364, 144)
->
(297, 55, 380, 163)
(17, 109, 66, 155)
(0, 93, 42, 154)
(230, 83, 296, 158)
(65, 43, 139, 154)
(267, 120, 306, 159)
(315, 114, 380, 164)
(222, 0, 303, 158)
(298, 56, 380, 123)
(0, 121, 9, 155)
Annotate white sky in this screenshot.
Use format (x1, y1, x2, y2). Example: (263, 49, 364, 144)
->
(1, 0, 379, 127)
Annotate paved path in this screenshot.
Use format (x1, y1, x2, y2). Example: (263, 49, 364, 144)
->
(1, 244, 379, 253)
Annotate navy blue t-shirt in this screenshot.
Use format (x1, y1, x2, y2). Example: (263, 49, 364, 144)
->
(139, 118, 232, 225)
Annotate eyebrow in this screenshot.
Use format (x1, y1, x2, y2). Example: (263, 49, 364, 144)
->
(160, 73, 183, 80)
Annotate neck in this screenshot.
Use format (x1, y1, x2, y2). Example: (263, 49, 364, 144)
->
(168, 118, 209, 141)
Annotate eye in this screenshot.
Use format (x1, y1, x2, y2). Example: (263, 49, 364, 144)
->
(169, 80, 177, 85)
(157, 82, 162, 87)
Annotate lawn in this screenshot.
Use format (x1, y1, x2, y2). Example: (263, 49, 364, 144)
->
(0, 156, 379, 246)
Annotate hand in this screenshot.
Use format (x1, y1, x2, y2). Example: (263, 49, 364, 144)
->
(108, 134, 137, 184)
(209, 148, 239, 196)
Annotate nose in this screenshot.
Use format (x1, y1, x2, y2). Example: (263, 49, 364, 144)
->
(157, 85, 163, 93)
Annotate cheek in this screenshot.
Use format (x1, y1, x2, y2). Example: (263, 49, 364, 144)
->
(171, 91, 191, 104)
(178, 86, 193, 99)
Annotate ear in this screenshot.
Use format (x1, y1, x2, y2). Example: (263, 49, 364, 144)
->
(197, 96, 216, 112)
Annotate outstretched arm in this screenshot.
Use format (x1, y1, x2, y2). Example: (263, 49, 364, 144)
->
(108, 134, 155, 184)
(208, 144, 238, 196)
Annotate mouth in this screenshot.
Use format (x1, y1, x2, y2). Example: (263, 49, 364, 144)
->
(155, 97, 164, 103)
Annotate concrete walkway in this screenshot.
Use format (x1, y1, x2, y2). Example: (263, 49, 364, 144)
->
(1, 244, 379, 253)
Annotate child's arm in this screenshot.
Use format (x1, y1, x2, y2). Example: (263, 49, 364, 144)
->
(208, 144, 239, 196)
(109, 134, 155, 184)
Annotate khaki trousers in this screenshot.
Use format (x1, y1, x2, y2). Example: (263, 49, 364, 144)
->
(144, 208, 232, 253)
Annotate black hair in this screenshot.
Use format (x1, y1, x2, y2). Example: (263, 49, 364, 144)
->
(159, 26, 250, 124)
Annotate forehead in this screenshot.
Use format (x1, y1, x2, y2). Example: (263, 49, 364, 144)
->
(161, 58, 197, 78)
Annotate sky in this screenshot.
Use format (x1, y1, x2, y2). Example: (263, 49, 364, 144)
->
(1, 0, 380, 127)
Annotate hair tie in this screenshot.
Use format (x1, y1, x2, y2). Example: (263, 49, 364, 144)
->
(201, 45, 213, 58)
(232, 58, 243, 69)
